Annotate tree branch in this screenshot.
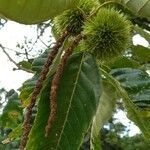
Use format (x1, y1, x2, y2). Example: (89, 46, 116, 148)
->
(0, 44, 34, 73)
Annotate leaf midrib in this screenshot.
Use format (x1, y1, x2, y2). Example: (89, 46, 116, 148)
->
(56, 53, 85, 149)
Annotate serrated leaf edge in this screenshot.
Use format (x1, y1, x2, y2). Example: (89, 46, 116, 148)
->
(56, 53, 85, 148)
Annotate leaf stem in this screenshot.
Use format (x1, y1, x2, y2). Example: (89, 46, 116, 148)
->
(88, 1, 123, 19)
(0, 44, 34, 73)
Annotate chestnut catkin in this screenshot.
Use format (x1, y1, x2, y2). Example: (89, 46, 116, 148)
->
(19, 31, 69, 150)
(82, 8, 131, 60)
(54, 0, 98, 36)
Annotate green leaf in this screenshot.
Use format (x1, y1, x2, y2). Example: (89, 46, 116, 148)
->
(132, 45, 150, 63)
(121, 0, 150, 21)
(101, 68, 150, 140)
(31, 49, 50, 73)
(110, 68, 150, 109)
(0, 90, 22, 128)
(99, 0, 150, 21)
(19, 75, 38, 107)
(90, 82, 116, 150)
(2, 124, 22, 144)
(32, 44, 64, 74)
(19, 49, 52, 103)
(107, 56, 139, 69)
(18, 61, 32, 70)
(26, 52, 102, 150)
(19, 49, 50, 106)
(110, 68, 150, 98)
(19, 46, 64, 106)
(8, 124, 22, 140)
(134, 26, 150, 43)
(0, 88, 6, 94)
(0, 0, 79, 24)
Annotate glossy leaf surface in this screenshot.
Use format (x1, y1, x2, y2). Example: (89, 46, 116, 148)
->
(132, 45, 150, 63)
(0, 0, 79, 24)
(122, 0, 150, 20)
(110, 68, 150, 109)
(101, 68, 150, 140)
(26, 52, 102, 150)
(91, 82, 116, 150)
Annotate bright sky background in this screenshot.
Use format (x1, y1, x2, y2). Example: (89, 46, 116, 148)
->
(0, 21, 53, 90)
(0, 20, 149, 136)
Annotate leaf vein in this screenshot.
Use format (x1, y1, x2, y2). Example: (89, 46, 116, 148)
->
(56, 53, 85, 148)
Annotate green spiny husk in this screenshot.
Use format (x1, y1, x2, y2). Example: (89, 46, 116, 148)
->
(82, 8, 131, 60)
(54, 0, 99, 36)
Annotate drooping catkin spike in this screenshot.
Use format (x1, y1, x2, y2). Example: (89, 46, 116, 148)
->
(19, 31, 69, 150)
(45, 34, 84, 137)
